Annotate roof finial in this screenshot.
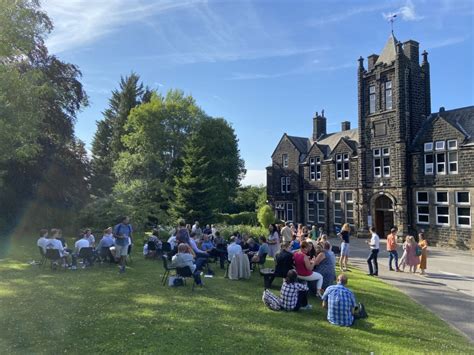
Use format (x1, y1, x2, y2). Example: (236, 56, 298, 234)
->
(321, 109, 325, 117)
(387, 13, 397, 35)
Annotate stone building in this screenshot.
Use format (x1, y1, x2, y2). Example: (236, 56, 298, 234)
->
(266, 34, 473, 249)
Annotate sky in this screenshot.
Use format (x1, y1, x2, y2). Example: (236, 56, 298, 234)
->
(41, 0, 473, 186)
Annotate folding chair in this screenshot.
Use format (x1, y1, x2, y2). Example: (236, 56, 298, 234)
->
(100, 247, 114, 264)
(45, 249, 62, 270)
(176, 266, 198, 292)
(78, 247, 94, 267)
(251, 253, 267, 271)
(38, 246, 46, 267)
(161, 254, 176, 286)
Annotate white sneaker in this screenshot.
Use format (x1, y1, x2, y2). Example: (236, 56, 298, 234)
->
(300, 304, 313, 310)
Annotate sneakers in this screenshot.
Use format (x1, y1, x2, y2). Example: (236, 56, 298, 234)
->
(300, 304, 313, 311)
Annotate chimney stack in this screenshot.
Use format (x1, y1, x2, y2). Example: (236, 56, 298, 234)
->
(403, 40, 419, 64)
(341, 121, 351, 131)
(367, 54, 379, 71)
(313, 111, 327, 141)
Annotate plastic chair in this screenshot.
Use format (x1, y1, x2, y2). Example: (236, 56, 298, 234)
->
(161, 255, 176, 285)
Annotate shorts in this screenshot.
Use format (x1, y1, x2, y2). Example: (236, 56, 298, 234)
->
(341, 242, 350, 256)
(115, 244, 129, 257)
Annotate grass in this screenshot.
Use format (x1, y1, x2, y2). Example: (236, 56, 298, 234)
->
(0, 235, 472, 354)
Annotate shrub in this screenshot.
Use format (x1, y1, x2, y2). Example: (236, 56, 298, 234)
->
(216, 224, 268, 240)
(215, 212, 258, 226)
(257, 205, 275, 228)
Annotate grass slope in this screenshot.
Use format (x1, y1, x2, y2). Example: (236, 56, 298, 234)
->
(0, 237, 472, 354)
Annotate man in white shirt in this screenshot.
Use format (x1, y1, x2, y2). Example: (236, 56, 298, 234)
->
(227, 236, 242, 262)
(37, 229, 49, 253)
(366, 226, 380, 276)
(72, 234, 93, 269)
(45, 231, 71, 267)
(280, 222, 293, 243)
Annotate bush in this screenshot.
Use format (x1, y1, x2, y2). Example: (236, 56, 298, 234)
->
(216, 224, 268, 240)
(215, 212, 258, 226)
(257, 205, 275, 228)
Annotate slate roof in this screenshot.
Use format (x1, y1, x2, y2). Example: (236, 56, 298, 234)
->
(412, 106, 474, 147)
(375, 34, 398, 66)
(287, 135, 311, 153)
(316, 128, 359, 155)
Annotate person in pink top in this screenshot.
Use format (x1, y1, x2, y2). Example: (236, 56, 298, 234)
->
(404, 236, 419, 273)
(293, 240, 324, 297)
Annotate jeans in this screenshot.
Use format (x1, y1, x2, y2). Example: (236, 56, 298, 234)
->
(367, 249, 379, 275)
(294, 290, 308, 311)
(388, 250, 399, 270)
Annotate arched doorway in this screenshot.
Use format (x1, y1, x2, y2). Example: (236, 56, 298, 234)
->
(374, 194, 394, 238)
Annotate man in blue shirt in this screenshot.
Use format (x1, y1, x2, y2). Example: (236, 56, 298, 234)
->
(114, 216, 133, 273)
(322, 274, 356, 326)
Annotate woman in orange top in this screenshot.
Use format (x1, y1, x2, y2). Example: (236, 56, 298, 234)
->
(418, 232, 428, 275)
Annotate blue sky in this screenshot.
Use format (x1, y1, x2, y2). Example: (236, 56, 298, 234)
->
(41, 0, 473, 185)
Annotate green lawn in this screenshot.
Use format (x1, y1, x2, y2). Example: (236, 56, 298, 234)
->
(0, 236, 472, 354)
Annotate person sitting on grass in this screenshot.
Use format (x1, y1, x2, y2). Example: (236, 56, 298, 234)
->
(280, 269, 312, 311)
(37, 229, 49, 253)
(322, 274, 356, 327)
(172, 243, 203, 286)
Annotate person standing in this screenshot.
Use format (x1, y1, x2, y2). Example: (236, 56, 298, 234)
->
(280, 222, 293, 243)
(366, 227, 380, 276)
(338, 223, 351, 272)
(404, 236, 419, 273)
(267, 224, 281, 257)
(114, 216, 133, 274)
(418, 232, 428, 275)
(386, 227, 400, 272)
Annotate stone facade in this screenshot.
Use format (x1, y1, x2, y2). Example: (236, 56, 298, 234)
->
(266, 35, 474, 249)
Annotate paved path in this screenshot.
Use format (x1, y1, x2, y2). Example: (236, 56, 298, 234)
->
(335, 237, 474, 342)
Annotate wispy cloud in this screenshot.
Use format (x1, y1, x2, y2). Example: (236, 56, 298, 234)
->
(308, 3, 392, 26)
(42, 0, 206, 53)
(382, 0, 424, 22)
(425, 35, 470, 50)
(229, 62, 355, 81)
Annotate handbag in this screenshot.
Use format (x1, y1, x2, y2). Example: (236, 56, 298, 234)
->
(354, 302, 368, 319)
(416, 245, 422, 256)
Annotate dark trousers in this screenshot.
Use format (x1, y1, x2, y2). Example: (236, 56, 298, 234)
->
(388, 250, 399, 270)
(367, 249, 379, 275)
(192, 270, 202, 285)
(294, 290, 308, 311)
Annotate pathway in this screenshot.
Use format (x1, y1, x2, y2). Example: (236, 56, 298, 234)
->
(336, 237, 474, 342)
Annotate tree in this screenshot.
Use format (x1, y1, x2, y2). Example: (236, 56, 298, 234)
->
(90, 73, 148, 196)
(227, 185, 267, 213)
(172, 142, 214, 224)
(257, 205, 275, 228)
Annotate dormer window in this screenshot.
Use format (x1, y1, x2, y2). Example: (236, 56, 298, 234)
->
(282, 154, 288, 168)
(336, 154, 350, 180)
(369, 85, 376, 114)
(385, 81, 392, 110)
(310, 157, 321, 181)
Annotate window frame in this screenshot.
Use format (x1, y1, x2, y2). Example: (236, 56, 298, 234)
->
(416, 191, 429, 204)
(335, 154, 343, 180)
(417, 205, 430, 225)
(424, 142, 433, 152)
(309, 157, 316, 181)
(282, 154, 288, 168)
(344, 192, 354, 225)
(447, 140, 457, 150)
(285, 177, 291, 193)
(435, 191, 449, 205)
(369, 85, 376, 114)
(448, 151, 458, 174)
(316, 157, 321, 181)
(424, 153, 434, 175)
(316, 192, 325, 224)
(385, 80, 392, 110)
(436, 205, 450, 226)
(435, 141, 445, 151)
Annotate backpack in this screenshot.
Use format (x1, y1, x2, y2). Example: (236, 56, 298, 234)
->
(354, 302, 368, 319)
(262, 289, 281, 311)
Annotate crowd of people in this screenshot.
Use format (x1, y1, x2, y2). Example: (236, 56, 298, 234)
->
(36, 216, 429, 327)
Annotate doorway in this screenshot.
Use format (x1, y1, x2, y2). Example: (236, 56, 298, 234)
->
(374, 195, 394, 238)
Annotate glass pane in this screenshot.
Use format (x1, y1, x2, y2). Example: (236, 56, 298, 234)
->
(457, 207, 470, 217)
(437, 192, 448, 203)
(438, 216, 449, 224)
(458, 217, 470, 225)
(418, 206, 429, 213)
(457, 192, 469, 204)
(437, 206, 449, 215)
(419, 215, 429, 223)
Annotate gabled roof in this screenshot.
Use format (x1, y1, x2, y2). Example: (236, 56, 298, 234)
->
(375, 33, 397, 66)
(287, 135, 311, 153)
(412, 106, 474, 147)
(316, 128, 359, 154)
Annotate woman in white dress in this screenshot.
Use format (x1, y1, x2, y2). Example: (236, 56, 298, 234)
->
(267, 224, 281, 257)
